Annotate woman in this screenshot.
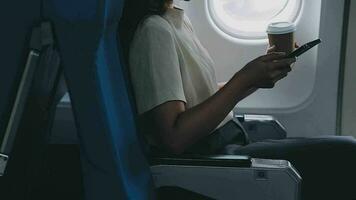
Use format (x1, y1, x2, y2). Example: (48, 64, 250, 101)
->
(121, 0, 356, 199)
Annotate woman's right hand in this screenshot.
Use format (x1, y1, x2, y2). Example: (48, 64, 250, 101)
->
(239, 52, 296, 89)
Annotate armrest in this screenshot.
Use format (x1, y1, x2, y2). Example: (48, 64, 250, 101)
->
(236, 114, 287, 142)
(0, 154, 8, 176)
(150, 154, 301, 200)
(150, 154, 252, 168)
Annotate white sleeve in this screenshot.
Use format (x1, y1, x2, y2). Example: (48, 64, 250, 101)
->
(129, 18, 186, 115)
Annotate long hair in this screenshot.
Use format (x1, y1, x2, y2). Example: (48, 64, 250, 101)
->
(119, 0, 170, 60)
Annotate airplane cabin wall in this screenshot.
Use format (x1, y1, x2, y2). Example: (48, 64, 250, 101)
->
(51, 0, 349, 143)
(341, 0, 356, 137)
(179, 0, 345, 138)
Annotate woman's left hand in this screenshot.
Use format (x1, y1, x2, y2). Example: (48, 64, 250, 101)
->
(267, 43, 299, 54)
(267, 45, 277, 54)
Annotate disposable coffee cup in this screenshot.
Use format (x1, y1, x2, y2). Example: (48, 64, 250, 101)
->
(267, 22, 296, 54)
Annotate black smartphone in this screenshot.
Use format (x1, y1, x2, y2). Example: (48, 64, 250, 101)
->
(286, 39, 322, 59)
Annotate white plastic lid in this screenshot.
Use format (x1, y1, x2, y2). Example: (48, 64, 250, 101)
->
(267, 22, 296, 34)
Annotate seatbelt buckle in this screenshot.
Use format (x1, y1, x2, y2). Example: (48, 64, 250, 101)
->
(0, 153, 9, 176)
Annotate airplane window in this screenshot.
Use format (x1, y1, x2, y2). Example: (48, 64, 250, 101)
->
(207, 0, 302, 40)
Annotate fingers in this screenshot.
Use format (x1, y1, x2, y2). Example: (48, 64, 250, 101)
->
(270, 57, 296, 69)
(268, 45, 276, 51)
(267, 63, 292, 88)
(271, 74, 288, 87)
(267, 45, 276, 53)
(276, 57, 296, 65)
(274, 69, 290, 81)
(259, 68, 290, 89)
(264, 68, 290, 89)
(269, 67, 290, 79)
(260, 52, 286, 62)
(295, 42, 299, 49)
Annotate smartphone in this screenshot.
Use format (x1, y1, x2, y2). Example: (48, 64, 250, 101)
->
(286, 39, 322, 59)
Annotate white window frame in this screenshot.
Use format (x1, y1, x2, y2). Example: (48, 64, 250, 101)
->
(207, 0, 303, 40)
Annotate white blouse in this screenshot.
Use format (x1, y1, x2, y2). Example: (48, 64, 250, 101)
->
(129, 7, 233, 132)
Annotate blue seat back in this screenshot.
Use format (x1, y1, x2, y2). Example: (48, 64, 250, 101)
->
(46, 0, 155, 199)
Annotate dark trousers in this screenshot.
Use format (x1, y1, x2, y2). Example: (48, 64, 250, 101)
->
(187, 120, 356, 200)
(224, 136, 356, 200)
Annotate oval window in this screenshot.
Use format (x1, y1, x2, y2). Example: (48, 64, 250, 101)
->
(207, 0, 302, 40)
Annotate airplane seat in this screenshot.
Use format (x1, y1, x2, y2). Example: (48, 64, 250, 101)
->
(0, 0, 301, 199)
(44, 0, 302, 199)
(46, 0, 155, 199)
(236, 114, 288, 143)
(0, 1, 67, 199)
(123, 1, 302, 200)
